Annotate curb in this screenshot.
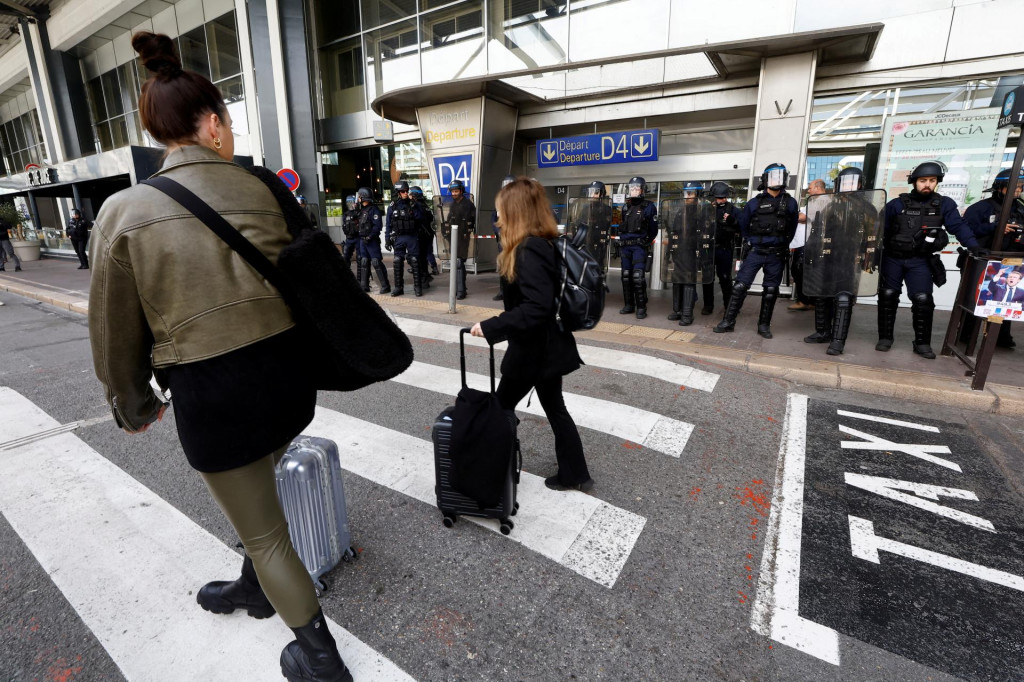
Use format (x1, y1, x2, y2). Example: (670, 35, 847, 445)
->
(4, 279, 1022, 417)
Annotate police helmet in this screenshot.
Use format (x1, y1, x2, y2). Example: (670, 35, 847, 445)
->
(586, 180, 606, 199)
(834, 167, 865, 193)
(394, 180, 409, 193)
(682, 181, 703, 195)
(627, 176, 647, 199)
(501, 175, 516, 188)
(448, 179, 465, 193)
(356, 187, 372, 202)
(409, 186, 424, 199)
(709, 181, 732, 199)
(988, 168, 1024, 193)
(345, 194, 357, 211)
(296, 195, 306, 203)
(908, 161, 946, 183)
(761, 163, 789, 191)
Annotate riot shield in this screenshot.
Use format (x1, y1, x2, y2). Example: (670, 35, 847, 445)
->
(433, 195, 477, 261)
(566, 197, 613, 272)
(802, 190, 886, 298)
(660, 199, 715, 284)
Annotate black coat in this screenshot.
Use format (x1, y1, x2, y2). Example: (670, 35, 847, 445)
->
(480, 236, 582, 380)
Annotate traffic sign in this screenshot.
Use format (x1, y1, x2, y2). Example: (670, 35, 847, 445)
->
(277, 168, 300, 192)
(997, 84, 1024, 128)
(536, 129, 659, 168)
(25, 163, 40, 172)
(433, 153, 472, 196)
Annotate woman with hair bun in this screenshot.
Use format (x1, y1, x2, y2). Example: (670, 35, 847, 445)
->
(469, 177, 594, 493)
(88, 32, 352, 682)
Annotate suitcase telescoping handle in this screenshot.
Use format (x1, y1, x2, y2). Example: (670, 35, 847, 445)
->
(459, 328, 496, 393)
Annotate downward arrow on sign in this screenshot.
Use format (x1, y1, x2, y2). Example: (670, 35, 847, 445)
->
(543, 145, 556, 161)
(634, 138, 649, 154)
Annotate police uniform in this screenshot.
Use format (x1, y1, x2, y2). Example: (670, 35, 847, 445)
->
(617, 177, 658, 319)
(385, 195, 425, 296)
(357, 199, 390, 293)
(341, 204, 362, 270)
(446, 191, 476, 299)
(709, 197, 739, 313)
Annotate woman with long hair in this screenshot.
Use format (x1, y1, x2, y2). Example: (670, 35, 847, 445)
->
(88, 32, 351, 682)
(470, 178, 594, 492)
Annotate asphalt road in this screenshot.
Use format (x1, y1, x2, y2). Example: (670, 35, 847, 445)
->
(1, 290, 1022, 682)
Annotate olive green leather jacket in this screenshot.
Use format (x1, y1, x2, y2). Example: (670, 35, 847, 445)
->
(89, 146, 295, 430)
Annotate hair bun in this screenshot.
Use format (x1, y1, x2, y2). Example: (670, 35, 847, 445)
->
(132, 31, 182, 78)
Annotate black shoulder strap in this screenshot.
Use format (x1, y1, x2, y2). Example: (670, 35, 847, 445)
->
(141, 176, 298, 307)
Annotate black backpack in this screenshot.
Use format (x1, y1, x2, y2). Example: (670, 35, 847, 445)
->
(553, 234, 605, 332)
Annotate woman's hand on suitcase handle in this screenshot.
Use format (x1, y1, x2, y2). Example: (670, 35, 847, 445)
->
(469, 322, 485, 338)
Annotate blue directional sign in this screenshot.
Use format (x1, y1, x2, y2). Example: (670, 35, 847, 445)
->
(433, 153, 473, 197)
(536, 129, 659, 168)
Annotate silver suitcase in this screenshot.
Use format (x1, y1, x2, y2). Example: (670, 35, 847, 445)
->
(275, 435, 355, 590)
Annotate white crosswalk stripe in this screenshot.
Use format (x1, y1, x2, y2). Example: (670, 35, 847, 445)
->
(305, 405, 647, 588)
(394, 316, 720, 392)
(394, 361, 694, 457)
(0, 387, 416, 682)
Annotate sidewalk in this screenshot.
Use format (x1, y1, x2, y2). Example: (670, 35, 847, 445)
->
(3, 256, 1022, 415)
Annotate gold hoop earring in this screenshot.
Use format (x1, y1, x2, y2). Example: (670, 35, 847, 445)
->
(214, 137, 222, 149)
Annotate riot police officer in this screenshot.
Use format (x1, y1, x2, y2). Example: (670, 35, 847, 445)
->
(445, 179, 476, 300)
(356, 187, 390, 294)
(578, 180, 614, 273)
(385, 180, 425, 297)
(491, 175, 516, 300)
(340, 194, 363, 279)
(617, 176, 658, 319)
(714, 163, 799, 338)
(410, 186, 438, 285)
(664, 183, 712, 325)
(877, 161, 979, 358)
(707, 181, 739, 314)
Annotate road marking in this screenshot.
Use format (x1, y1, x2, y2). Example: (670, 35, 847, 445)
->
(839, 425, 961, 472)
(394, 361, 694, 457)
(835, 409, 940, 433)
(394, 316, 719, 392)
(843, 473, 996, 533)
(305, 405, 646, 588)
(0, 387, 415, 682)
(750, 393, 841, 665)
(0, 414, 113, 451)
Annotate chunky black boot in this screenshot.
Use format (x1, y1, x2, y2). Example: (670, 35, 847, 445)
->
(714, 281, 747, 333)
(679, 284, 697, 326)
(372, 258, 390, 294)
(410, 256, 423, 296)
(391, 260, 404, 297)
(827, 293, 854, 356)
(197, 553, 275, 619)
(358, 258, 370, 292)
(701, 283, 715, 315)
(911, 292, 936, 359)
(280, 610, 353, 682)
(634, 270, 648, 320)
(757, 286, 779, 339)
(456, 259, 468, 300)
(619, 270, 635, 314)
(667, 284, 682, 321)
(875, 288, 899, 351)
(719, 280, 733, 314)
(431, 262, 440, 276)
(804, 298, 833, 343)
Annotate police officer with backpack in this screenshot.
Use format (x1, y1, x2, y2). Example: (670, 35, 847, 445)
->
(877, 161, 979, 358)
(617, 176, 658, 319)
(714, 163, 799, 338)
(356, 187, 390, 294)
(385, 180, 425, 297)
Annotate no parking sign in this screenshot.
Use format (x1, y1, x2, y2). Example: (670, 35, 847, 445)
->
(277, 168, 300, 192)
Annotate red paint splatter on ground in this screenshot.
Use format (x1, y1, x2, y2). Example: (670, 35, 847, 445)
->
(737, 591, 748, 603)
(47, 657, 83, 682)
(689, 487, 702, 498)
(750, 519, 759, 526)
(745, 566, 753, 572)
(679, 386, 686, 391)
(734, 482, 771, 517)
(751, 533, 757, 540)
(622, 441, 643, 449)
(747, 553, 753, 560)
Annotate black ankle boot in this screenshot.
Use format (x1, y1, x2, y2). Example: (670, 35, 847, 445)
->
(281, 610, 353, 682)
(679, 285, 697, 326)
(804, 298, 832, 343)
(701, 283, 715, 315)
(197, 554, 275, 619)
(714, 282, 747, 333)
(667, 284, 682, 321)
(757, 286, 779, 339)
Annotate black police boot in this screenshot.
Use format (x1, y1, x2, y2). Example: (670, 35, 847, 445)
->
(197, 553, 275, 619)
(358, 258, 371, 293)
(714, 281, 747, 333)
(667, 284, 682, 321)
(619, 270, 635, 314)
(280, 610, 353, 682)
(391, 259, 404, 297)
(372, 259, 390, 294)
(679, 284, 697, 326)
(720, 280, 733, 314)
(701, 283, 715, 315)
(634, 271, 648, 320)
(431, 262, 440, 276)
(456, 259, 468, 300)
(875, 288, 899, 351)
(911, 292, 936, 359)
(410, 257, 423, 297)
(804, 298, 833, 343)
(757, 286, 779, 339)
(827, 293, 854, 356)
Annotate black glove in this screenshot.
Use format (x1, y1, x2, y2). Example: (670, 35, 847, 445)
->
(385, 238, 394, 251)
(970, 247, 990, 259)
(362, 235, 373, 243)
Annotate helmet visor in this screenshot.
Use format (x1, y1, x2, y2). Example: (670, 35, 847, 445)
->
(628, 182, 644, 198)
(587, 187, 602, 198)
(837, 173, 860, 193)
(346, 199, 356, 210)
(765, 168, 786, 189)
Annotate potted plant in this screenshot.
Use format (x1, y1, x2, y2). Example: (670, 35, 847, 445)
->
(0, 202, 41, 261)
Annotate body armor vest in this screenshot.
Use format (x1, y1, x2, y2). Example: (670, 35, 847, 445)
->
(748, 194, 789, 239)
(389, 200, 417, 235)
(889, 193, 945, 256)
(342, 210, 359, 239)
(713, 202, 737, 242)
(621, 201, 650, 236)
(357, 206, 377, 237)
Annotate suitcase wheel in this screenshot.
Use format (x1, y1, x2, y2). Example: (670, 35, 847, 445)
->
(512, 502, 519, 516)
(500, 519, 514, 535)
(342, 547, 358, 562)
(442, 514, 456, 528)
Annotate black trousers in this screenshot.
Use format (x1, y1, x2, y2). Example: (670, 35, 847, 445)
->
(495, 372, 591, 486)
(71, 238, 89, 268)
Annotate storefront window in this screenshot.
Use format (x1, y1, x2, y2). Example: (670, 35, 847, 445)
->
(380, 141, 432, 201)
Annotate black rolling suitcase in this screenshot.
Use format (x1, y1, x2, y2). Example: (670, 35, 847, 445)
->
(433, 329, 520, 535)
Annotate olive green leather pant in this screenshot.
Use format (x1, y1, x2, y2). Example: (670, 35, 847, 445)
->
(200, 445, 319, 628)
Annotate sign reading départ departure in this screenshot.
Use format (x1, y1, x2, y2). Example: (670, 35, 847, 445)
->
(536, 129, 659, 168)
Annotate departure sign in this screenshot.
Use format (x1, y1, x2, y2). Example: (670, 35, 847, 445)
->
(536, 129, 659, 168)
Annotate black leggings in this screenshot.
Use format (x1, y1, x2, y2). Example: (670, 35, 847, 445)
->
(495, 373, 590, 486)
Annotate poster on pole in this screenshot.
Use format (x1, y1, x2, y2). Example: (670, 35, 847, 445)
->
(874, 108, 1009, 211)
(973, 260, 1024, 320)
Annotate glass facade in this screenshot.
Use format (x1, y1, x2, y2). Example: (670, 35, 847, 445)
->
(0, 109, 47, 178)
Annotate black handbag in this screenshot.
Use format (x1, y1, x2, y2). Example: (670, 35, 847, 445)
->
(142, 171, 413, 391)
